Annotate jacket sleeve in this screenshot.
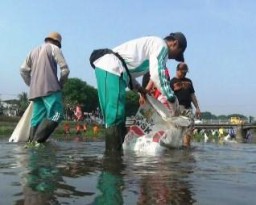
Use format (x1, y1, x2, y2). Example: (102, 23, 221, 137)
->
(51, 45, 70, 86)
(149, 47, 175, 100)
(20, 53, 32, 86)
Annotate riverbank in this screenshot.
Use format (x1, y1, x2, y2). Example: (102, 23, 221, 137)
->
(0, 116, 104, 139)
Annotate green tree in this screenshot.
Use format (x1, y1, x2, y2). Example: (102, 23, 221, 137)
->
(17, 92, 29, 116)
(201, 111, 217, 120)
(0, 100, 3, 115)
(62, 78, 99, 115)
(218, 115, 229, 120)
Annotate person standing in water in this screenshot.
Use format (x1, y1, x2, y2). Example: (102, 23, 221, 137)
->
(90, 32, 187, 152)
(20, 32, 70, 143)
(170, 63, 201, 147)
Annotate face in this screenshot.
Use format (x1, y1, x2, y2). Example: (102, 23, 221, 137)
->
(176, 69, 187, 79)
(167, 40, 183, 60)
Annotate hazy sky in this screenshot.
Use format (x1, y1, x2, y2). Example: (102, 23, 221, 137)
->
(0, 0, 255, 117)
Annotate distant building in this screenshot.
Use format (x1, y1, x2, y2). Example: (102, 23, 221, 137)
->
(0, 100, 19, 116)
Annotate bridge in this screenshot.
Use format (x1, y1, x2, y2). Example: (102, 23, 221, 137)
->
(194, 123, 256, 130)
(194, 123, 256, 143)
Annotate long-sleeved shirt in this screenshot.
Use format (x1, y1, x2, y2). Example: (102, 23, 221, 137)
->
(20, 42, 70, 100)
(93, 36, 174, 100)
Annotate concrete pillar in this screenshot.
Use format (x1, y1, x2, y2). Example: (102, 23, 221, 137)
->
(235, 126, 246, 143)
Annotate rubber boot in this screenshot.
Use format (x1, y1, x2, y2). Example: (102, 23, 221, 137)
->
(33, 119, 58, 143)
(28, 126, 38, 142)
(105, 123, 127, 152)
(117, 122, 127, 144)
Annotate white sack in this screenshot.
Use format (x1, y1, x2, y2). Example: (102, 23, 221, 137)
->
(123, 95, 191, 155)
(9, 102, 33, 142)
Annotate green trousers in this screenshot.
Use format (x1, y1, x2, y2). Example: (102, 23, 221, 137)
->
(31, 92, 64, 127)
(95, 68, 127, 128)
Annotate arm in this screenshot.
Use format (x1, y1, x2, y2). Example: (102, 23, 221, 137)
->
(149, 48, 175, 102)
(138, 79, 155, 105)
(191, 93, 201, 119)
(132, 77, 148, 105)
(20, 54, 32, 86)
(51, 45, 70, 87)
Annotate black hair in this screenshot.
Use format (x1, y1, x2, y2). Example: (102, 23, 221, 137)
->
(176, 63, 182, 69)
(176, 63, 188, 71)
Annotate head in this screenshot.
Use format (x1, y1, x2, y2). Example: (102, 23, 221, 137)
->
(44, 32, 62, 48)
(176, 63, 188, 78)
(164, 32, 187, 62)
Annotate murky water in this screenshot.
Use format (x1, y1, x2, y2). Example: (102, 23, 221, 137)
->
(0, 137, 255, 205)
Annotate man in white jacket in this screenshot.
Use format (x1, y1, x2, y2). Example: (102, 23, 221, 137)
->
(90, 32, 187, 152)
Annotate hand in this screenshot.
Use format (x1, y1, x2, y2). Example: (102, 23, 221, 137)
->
(137, 86, 147, 96)
(195, 108, 201, 119)
(139, 94, 146, 105)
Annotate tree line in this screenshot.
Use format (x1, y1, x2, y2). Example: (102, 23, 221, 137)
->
(0, 77, 252, 121)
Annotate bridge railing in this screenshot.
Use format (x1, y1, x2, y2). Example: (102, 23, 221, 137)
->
(200, 119, 230, 124)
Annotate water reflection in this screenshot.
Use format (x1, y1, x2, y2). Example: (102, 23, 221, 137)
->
(22, 146, 60, 204)
(10, 140, 197, 204)
(2, 138, 256, 204)
(126, 150, 197, 205)
(16, 143, 91, 205)
(93, 152, 125, 205)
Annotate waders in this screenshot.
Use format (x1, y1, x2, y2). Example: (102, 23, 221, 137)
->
(33, 119, 58, 143)
(105, 122, 127, 152)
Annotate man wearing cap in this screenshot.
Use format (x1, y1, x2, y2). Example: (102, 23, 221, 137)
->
(170, 63, 201, 147)
(20, 32, 70, 143)
(90, 32, 187, 152)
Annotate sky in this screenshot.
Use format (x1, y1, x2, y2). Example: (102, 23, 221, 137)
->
(0, 0, 256, 117)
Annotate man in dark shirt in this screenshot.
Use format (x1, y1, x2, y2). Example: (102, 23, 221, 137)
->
(170, 63, 201, 147)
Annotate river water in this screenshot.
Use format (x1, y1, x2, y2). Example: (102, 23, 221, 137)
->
(0, 138, 255, 205)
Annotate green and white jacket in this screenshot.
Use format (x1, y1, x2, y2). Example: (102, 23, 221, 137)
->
(93, 36, 174, 100)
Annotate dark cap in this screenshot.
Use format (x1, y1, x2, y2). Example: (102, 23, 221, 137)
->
(165, 32, 187, 62)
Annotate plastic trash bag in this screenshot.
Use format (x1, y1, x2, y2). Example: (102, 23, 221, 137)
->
(123, 95, 191, 154)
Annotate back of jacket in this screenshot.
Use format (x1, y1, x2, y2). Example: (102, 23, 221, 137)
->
(21, 43, 68, 100)
(93, 36, 174, 100)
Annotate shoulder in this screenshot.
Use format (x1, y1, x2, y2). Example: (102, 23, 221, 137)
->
(187, 77, 192, 81)
(146, 36, 166, 47)
(183, 77, 192, 82)
(122, 36, 166, 48)
(43, 43, 61, 52)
